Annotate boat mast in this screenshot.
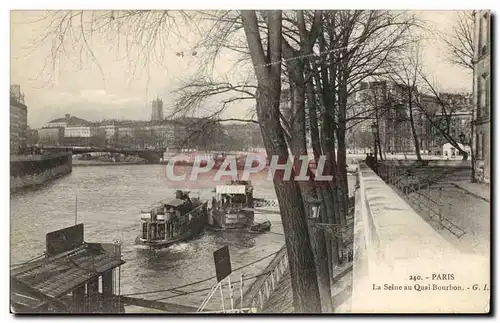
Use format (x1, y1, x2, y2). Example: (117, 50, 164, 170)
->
(75, 192, 78, 225)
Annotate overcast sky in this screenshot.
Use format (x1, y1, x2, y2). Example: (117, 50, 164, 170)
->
(10, 10, 473, 128)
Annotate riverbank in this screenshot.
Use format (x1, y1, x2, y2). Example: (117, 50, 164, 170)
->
(10, 153, 72, 191)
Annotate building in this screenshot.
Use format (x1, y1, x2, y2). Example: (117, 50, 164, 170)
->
(38, 127, 65, 146)
(46, 114, 104, 147)
(442, 143, 471, 159)
(46, 114, 89, 128)
(350, 81, 413, 154)
(151, 97, 164, 121)
(64, 126, 99, 138)
(117, 126, 137, 147)
(472, 10, 491, 183)
(10, 85, 28, 154)
(348, 80, 474, 157)
(27, 127, 39, 146)
(99, 124, 119, 146)
(419, 92, 473, 155)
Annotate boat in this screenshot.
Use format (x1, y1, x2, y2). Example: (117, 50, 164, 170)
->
(209, 180, 255, 230)
(249, 220, 271, 233)
(135, 190, 208, 248)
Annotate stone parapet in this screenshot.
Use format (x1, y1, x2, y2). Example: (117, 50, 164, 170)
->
(10, 153, 72, 190)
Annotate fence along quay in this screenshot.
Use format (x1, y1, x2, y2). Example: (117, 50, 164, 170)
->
(352, 162, 489, 313)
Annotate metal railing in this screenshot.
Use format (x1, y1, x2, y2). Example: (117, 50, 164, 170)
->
(236, 245, 288, 312)
(380, 164, 466, 239)
(253, 198, 280, 208)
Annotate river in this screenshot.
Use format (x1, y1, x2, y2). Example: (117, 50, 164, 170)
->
(10, 164, 354, 312)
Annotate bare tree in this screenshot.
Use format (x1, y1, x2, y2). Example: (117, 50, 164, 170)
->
(241, 10, 322, 312)
(414, 72, 471, 160)
(279, 10, 334, 312)
(353, 82, 390, 159)
(309, 10, 419, 232)
(388, 43, 425, 160)
(440, 11, 474, 71)
(173, 10, 333, 311)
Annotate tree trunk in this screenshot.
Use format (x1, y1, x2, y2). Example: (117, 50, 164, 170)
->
(308, 217, 334, 312)
(286, 57, 333, 312)
(374, 108, 384, 161)
(311, 60, 341, 272)
(320, 86, 343, 268)
(317, 41, 343, 269)
(306, 76, 322, 162)
(336, 75, 350, 228)
(306, 75, 333, 311)
(408, 92, 422, 161)
(241, 10, 321, 313)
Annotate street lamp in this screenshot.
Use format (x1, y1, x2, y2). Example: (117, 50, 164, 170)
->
(458, 132, 468, 159)
(459, 132, 465, 144)
(304, 196, 322, 219)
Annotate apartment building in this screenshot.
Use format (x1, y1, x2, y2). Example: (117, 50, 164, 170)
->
(10, 85, 28, 154)
(472, 10, 491, 183)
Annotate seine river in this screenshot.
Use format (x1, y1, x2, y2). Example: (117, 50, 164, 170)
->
(10, 164, 354, 311)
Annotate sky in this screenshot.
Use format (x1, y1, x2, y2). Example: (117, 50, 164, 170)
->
(10, 10, 474, 129)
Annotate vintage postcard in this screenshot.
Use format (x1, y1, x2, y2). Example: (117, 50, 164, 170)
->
(9, 8, 491, 314)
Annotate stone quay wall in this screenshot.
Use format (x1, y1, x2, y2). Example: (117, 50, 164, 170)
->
(11, 153, 72, 191)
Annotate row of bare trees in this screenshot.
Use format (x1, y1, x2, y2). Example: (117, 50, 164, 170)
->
(31, 9, 474, 312)
(348, 44, 474, 162)
(348, 11, 475, 162)
(187, 10, 420, 312)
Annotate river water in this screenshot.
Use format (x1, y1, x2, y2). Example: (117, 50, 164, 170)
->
(10, 164, 354, 311)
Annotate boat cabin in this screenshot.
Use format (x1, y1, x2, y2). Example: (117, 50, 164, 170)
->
(213, 181, 254, 211)
(140, 197, 195, 242)
(210, 181, 255, 230)
(141, 199, 191, 241)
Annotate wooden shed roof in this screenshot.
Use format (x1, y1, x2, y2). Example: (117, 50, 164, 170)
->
(11, 242, 124, 309)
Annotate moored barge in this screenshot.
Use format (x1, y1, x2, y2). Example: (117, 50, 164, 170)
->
(209, 181, 271, 232)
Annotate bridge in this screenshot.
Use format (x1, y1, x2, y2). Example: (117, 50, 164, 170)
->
(42, 146, 165, 164)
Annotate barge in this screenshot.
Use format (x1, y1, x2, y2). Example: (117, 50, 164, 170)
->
(135, 190, 208, 249)
(209, 181, 271, 232)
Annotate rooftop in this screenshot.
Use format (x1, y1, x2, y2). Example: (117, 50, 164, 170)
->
(11, 243, 124, 310)
(10, 224, 124, 311)
(48, 114, 89, 126)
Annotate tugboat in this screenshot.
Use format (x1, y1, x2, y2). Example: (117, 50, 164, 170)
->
(136, 190, 208, 248)
(209, 180, 271, 232)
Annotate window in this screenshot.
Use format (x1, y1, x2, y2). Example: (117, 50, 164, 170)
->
(477, 76, 486, 117)
(485, 75, 490, 116)
(483, 13, 490, 54)
(476, 133, 481, 158)
(481, 133, 486, 159)
(158, 223, 166, 240)
(478, 16, 483, 52)
(478, 13, 489, 56)
(476, 132, 483, 159)
(142, 222, 148, 239)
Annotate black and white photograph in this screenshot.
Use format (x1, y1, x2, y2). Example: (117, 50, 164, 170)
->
(8, 6, 492, 315)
